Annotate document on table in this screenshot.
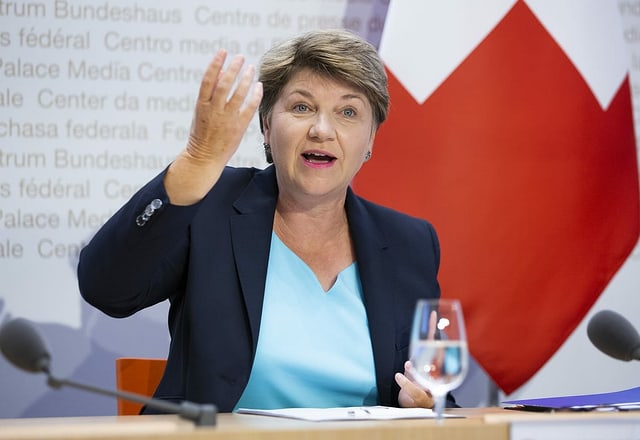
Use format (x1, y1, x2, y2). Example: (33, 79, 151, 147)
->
(236, 405, 457, 421)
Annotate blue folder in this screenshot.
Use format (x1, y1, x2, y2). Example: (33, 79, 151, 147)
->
(502, 386, 640, 412)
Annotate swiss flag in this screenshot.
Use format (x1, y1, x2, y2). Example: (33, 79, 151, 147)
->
(354, 0, 640, 393)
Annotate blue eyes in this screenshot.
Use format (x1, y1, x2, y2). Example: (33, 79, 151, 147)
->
(292, 104, 356, 118)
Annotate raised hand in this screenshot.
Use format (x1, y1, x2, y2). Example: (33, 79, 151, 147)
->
(165, 49, 263, 205)
(187, 49, 263, 165)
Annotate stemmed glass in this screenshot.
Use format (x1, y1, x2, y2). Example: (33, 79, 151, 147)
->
(409, 298, 469, 421)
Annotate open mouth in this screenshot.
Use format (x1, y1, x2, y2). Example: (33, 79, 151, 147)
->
(302, 152, 336, 163)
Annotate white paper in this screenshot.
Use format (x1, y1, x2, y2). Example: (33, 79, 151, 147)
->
(235, 405, 455, 421)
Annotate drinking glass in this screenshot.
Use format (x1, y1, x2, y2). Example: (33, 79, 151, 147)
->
(409, 298, 468, 421)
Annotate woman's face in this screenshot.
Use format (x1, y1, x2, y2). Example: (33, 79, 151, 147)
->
(263, 68, 375, 204)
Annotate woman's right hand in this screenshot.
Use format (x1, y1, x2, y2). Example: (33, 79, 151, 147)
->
(165, 49, 263, 205)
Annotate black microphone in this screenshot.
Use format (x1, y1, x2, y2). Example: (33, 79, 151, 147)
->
(587, 310, 640, 361)
(0, 317, 216, 426)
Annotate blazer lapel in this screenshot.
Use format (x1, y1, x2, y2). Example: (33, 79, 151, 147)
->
(230, 167, 278, 350)
(345, 188, 397, 405)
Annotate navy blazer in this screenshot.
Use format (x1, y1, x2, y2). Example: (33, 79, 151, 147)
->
(78, 165, 441, 412)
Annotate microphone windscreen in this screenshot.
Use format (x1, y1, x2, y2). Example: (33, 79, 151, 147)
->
(587, 310, 640, 361)
(0, 318, 51, 373)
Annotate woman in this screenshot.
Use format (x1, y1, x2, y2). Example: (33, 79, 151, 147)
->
(78, 29, 445, 412)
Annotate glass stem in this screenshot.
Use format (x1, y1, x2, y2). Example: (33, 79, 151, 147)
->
(433, 392, 446, 422)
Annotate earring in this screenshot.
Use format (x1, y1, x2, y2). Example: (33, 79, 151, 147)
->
(364, 151, 371, 161)
(263, 143, 273, 164)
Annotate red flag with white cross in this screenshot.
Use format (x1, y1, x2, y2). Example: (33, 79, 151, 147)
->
(354, 0, 640, 393)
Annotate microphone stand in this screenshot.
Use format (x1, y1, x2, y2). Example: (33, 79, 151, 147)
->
(44, 367, 216, 426)
(0, 317, 216, 426)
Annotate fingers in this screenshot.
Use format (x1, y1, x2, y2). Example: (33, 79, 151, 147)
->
(243, 81, 263, 122)
(402, 360, 422, 386)
(228, 63, 255, 108)
(396, 361, 435, 409)
(198, 49, 227, 103)
(428, 310, 437, 340)
(186, 50, 262, 166)
(230, 66, 264, 124)
(212, 54, 247, 108)
(199, 50, 259, 108)
(395, 372, 434, 409)
(403, 360, 415, 379)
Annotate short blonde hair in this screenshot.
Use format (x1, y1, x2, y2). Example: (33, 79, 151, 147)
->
(259, 29, 389, 131)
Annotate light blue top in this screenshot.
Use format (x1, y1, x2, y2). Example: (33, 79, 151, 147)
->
(234, 232, 378, 410)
